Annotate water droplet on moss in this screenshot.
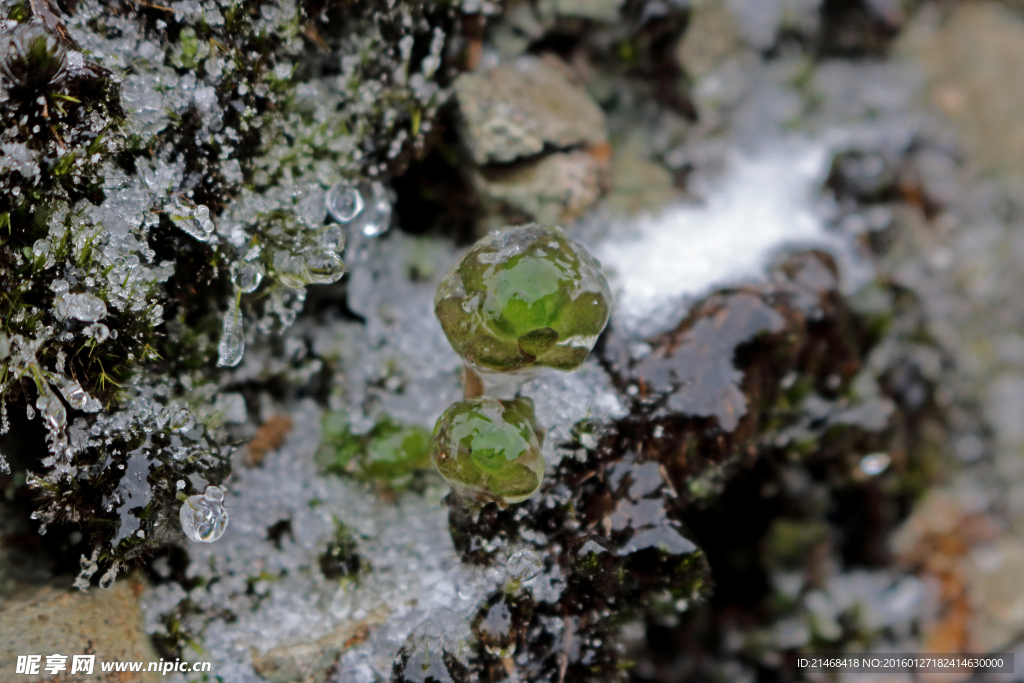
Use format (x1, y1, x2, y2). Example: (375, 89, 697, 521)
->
(230, 260, 265, 293)
(177, 205, 215, 241)
(0, 22, 68, 88)
(179, 485, 229, 543)
(325, 183, 364, 224)
(507, 549, 542, 586)
(301, 247, 346, 284)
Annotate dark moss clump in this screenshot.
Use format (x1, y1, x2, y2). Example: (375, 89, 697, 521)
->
(318, 521, 364, 580)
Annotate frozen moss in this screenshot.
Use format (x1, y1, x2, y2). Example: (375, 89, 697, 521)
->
(430, 396, 545, 506)
(317, 412, 432, 491)
(435, 224, 612, 373)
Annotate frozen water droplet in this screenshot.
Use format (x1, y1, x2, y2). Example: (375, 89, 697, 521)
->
(56, 377, 92, 410)
(178, 205, 215, 241)
(325, 183, 364, 223)
(319, 224, 345, 252)
(36, 392, 66, 431)
(272, 249, 309, 289)
(859, 452, 890, 476)
(507, 549, 542, 585)
(179, 485, 229, 543)
(230, 260, 265, 293)
(56, 292, 107, 322)
(98, 564, 119, 589)
(217, 296, 245, 367)
(350, 182, 392, 237)
(32, 238, 55, 268)
(84, 323, 109, 343)
(166, 406, 194, 432)
(302, 248, 345, 284)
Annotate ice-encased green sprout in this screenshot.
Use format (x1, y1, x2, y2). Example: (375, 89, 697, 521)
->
(430, 397, 545, 505)
(435, 224, 612, 373)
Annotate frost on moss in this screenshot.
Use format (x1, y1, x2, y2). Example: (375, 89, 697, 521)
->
(0, 0, 469, 583)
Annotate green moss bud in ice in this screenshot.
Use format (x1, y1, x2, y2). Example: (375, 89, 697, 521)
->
(434, 224, 612, 373)
(429, 397, 545, 506)
(317, 413, 431, 491)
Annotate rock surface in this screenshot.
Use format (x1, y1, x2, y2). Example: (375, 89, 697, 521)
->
(454, 56, 608, 165)
(473, 150, 607, 227)
(0, 577, 158, 682)
(899, 3, 1024, 181)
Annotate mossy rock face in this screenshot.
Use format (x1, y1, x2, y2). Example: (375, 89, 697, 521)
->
(0, 0, 464, 578)
(430, 397, 545, 506)
(434, 224, 612, 373)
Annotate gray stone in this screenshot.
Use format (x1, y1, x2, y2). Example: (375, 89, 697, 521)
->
(607, 143, 678, 215)
(474, 150, 606, 227)
(677, 0, 743, 79)
(967, 539, 1024, 652)
(251, 610, 387, 683)
(899, 3, 1024, 181)
(545, 0, 623, 23)
(454, 56, 608, 165)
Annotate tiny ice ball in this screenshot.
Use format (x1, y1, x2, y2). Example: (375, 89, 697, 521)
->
(859, 452, 890, 476)
(507, 549, 543, 585)
(179, 485, 229, 542)
(325, 184, 364, 224)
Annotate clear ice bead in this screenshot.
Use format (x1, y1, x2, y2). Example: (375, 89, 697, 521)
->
(859, 452, 890, 476)
(179, 485, 229, 543)
(319, 224, 345, 252)
(179, 205, 215, 241)
(230, 260, 265, 293)
(217, 296, 245, 367)
(56, 377, 91, 410)
(36, 390, 66, 431)
(302, 248, 345, 284)
(351, 181, 392, 237)
(507, 549, 542, 586)
(325, 183, 364, 224)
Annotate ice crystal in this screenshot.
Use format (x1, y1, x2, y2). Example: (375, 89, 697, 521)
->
(179, 485, 229, 543)
(325, 183, 364, 224)
(217, 295, 245, 368)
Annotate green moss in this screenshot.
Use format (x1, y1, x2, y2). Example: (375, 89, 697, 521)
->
(317, 412, 432, 491)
